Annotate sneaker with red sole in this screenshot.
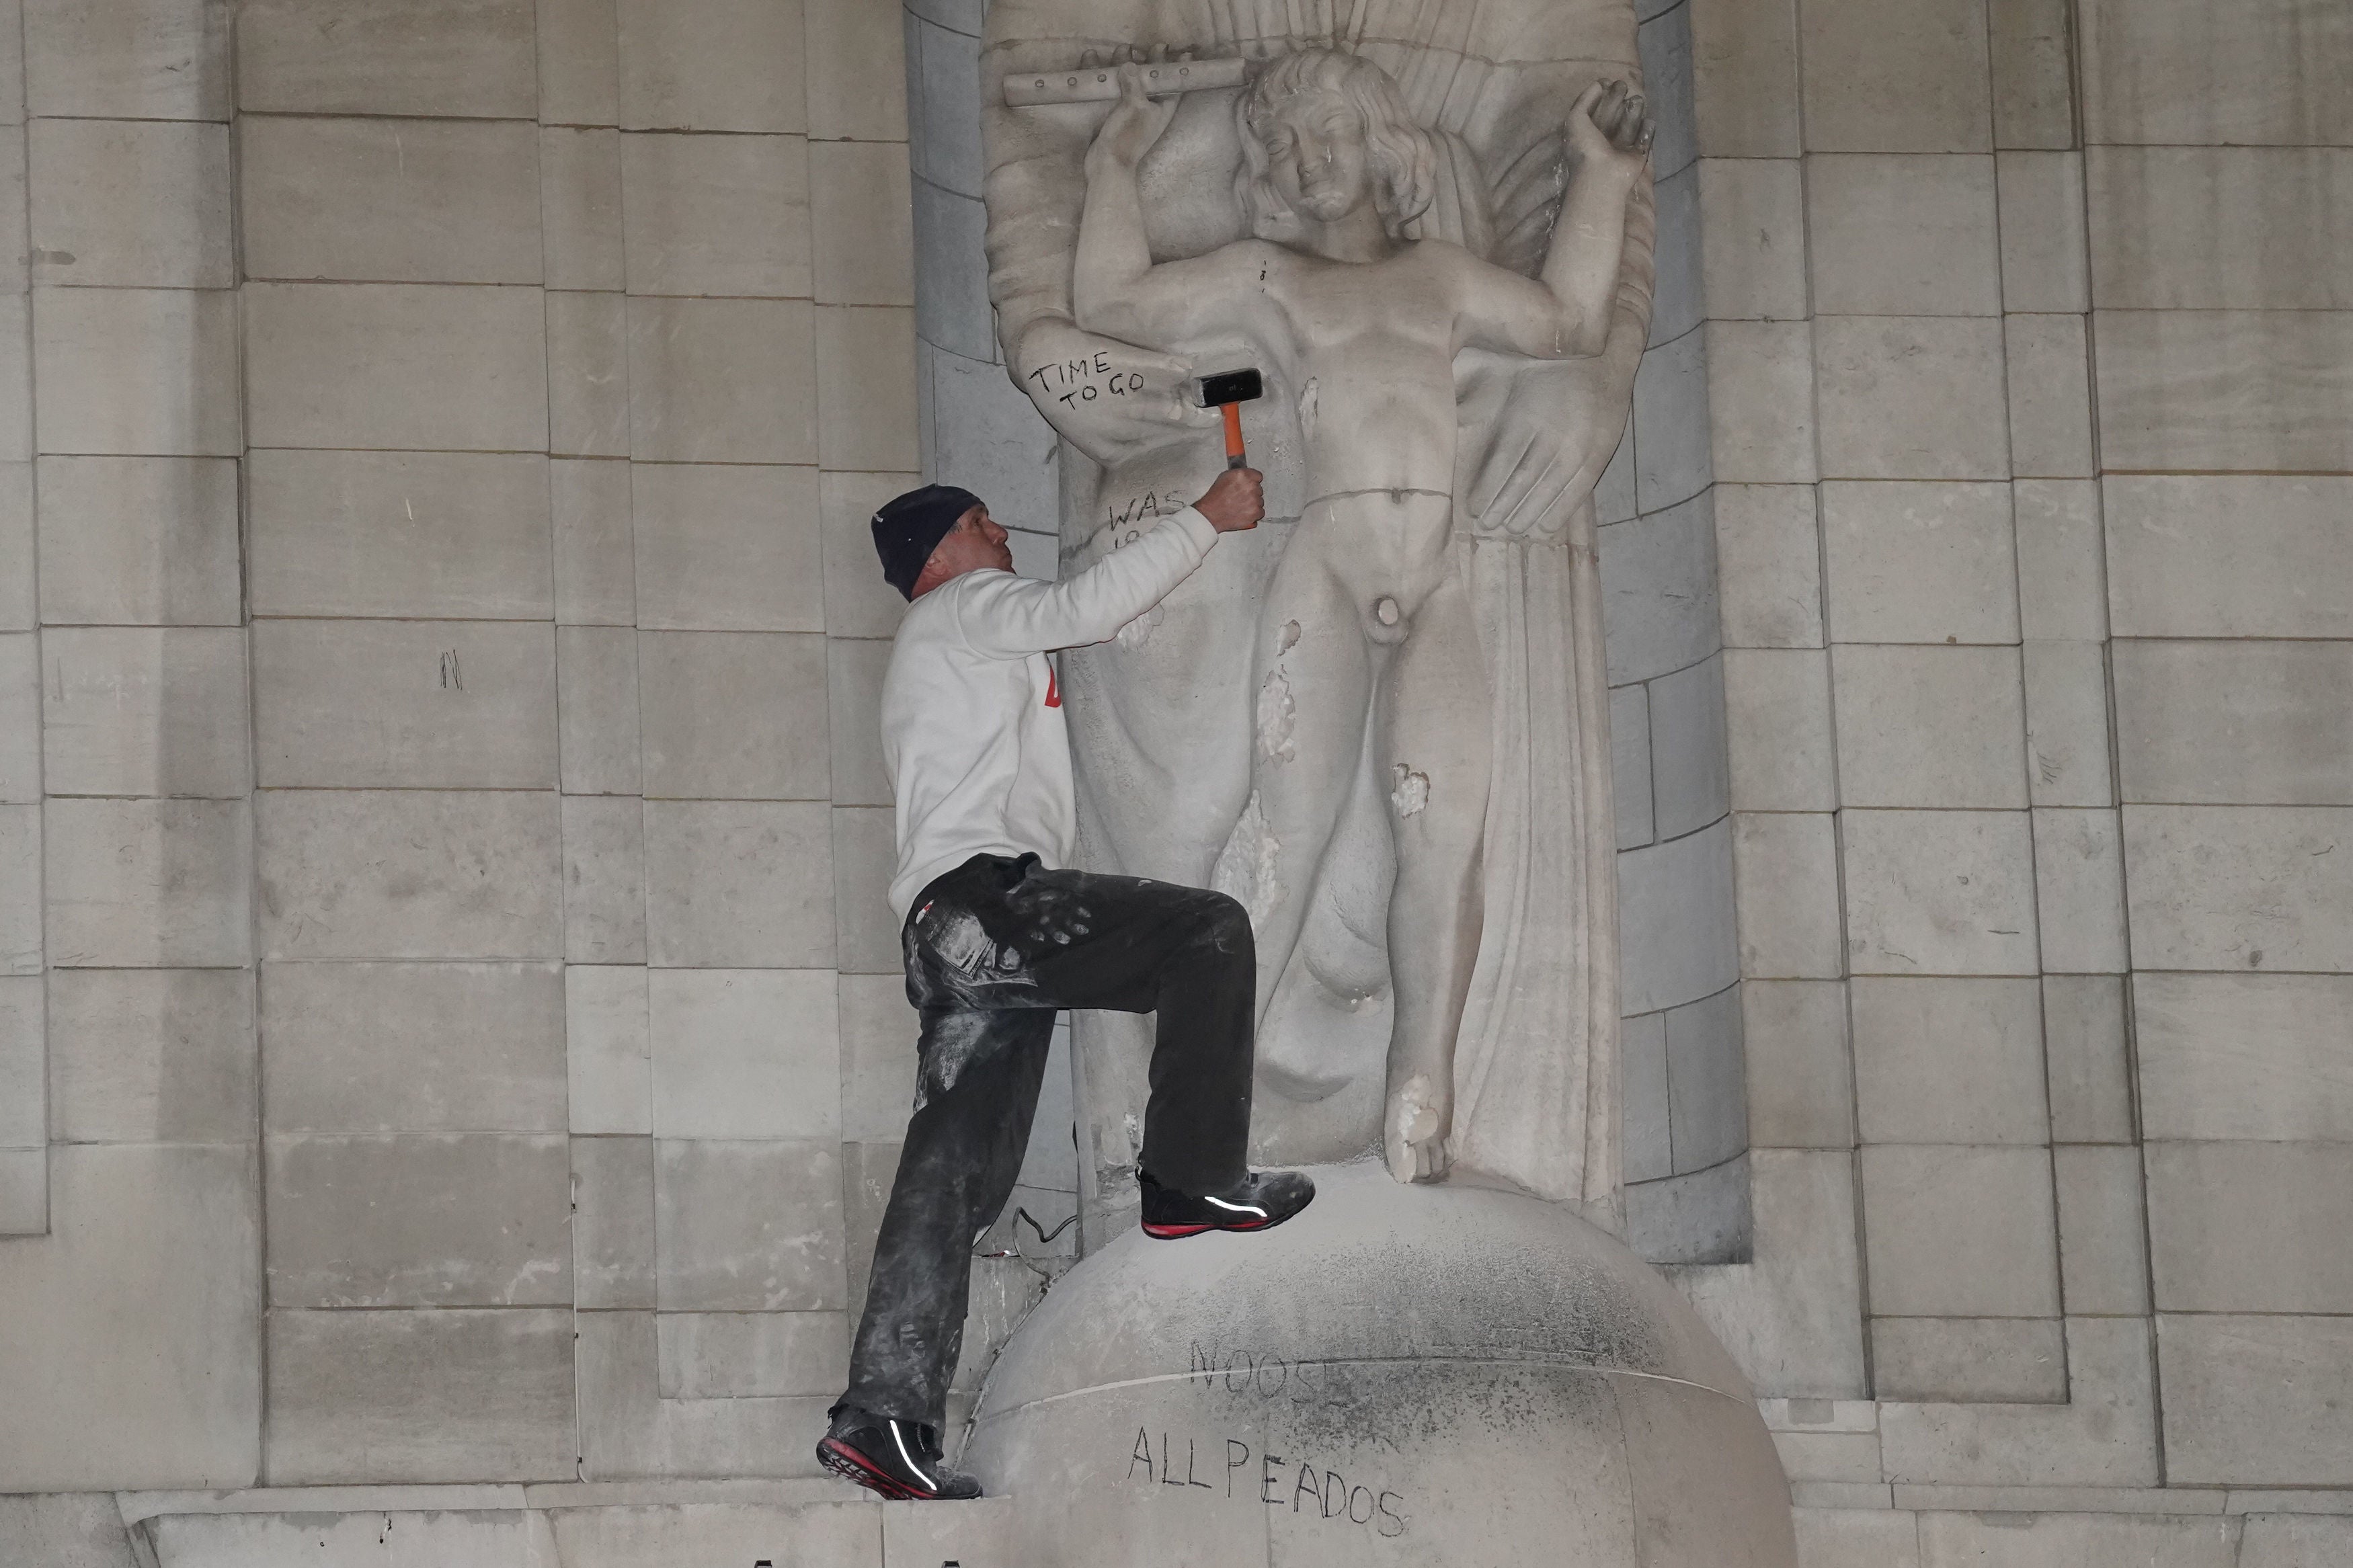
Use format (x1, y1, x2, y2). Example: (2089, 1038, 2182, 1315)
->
(816, 1411, 982, 1500)
(1139, 1168, 1316, 1239)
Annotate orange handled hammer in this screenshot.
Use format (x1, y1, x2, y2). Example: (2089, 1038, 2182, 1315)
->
(1195, 368, 1264, 470)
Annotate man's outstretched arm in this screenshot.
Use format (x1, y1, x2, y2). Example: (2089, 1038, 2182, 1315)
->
(957, 468, 1263, 657)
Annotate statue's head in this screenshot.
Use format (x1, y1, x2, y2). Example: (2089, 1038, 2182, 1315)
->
(1235, 49, 1437, 239)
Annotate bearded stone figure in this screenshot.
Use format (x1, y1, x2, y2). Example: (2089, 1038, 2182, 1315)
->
(982, 0, 1657, 1225)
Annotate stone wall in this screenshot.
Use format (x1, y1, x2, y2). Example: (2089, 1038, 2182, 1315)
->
(1609, 0, 1748, 1264)
(1673, 0, 2353, 1558)
(906, 0, 1058, 575)
(1, 0, 2350, 1562)
(0, 0, 259, 1492)
(0, 0, 1077, 1497)
(899, 0, 1084, 1265)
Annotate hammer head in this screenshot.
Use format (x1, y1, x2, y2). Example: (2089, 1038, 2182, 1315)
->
(1194, 367, 1264, 407)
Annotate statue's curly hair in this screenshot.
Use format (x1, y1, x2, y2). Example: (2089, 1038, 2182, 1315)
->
(1234, 49, 1438, 239)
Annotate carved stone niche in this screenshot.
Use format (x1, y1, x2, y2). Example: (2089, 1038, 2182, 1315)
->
(988, 0, 1646, 1233)
(959, 4, 1798, 1563)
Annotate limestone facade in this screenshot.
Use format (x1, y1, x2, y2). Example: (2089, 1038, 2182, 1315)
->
(1, 0, 2350, 1563)
(1613, 0, 1747, 1262)
(0, 0, 1078, 1516)
(1669, 0, 2353, 1557)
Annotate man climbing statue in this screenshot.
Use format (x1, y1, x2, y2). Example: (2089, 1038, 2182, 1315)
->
(817, 470, 1317, 1502)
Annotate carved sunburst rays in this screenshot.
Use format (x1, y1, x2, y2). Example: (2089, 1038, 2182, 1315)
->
(1191, 0, 1522, 68)
(1191, 0, 1474, 130)
(1197, 0, 1372, 57)
(1093, 0, 1647, 280)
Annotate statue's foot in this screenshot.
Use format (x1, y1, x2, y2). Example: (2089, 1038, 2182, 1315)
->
(1385, 1074, 1451, 1184)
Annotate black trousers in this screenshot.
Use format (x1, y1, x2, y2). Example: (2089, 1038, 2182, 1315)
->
(838, 852, 1257, 1429)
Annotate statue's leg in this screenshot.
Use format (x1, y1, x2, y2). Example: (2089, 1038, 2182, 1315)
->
(1058, 474, 1263, 1229)
(1375, 568, 1491, 1183)
(1244, 518, 1372, 1030)
(1062, 530, 1262, 886)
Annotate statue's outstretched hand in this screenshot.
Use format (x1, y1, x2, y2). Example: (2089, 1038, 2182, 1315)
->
(1090, 63, 1180, 169)
(1567, 78, 1655, 176)
(1462, 354, 1621, 540)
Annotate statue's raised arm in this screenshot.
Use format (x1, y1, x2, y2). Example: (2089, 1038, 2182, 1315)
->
(1071, 67, 1277, 356)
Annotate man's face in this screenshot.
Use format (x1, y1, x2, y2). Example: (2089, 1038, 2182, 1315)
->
(916, 503, 1013, 591)
(1261, 88, 1374, 222)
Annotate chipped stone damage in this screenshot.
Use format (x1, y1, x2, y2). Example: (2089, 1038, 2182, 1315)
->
(1389, 763, 1429, 817)
(1257, 670, 1296, 762)
(1211, 790, 1285, 930)
(1116, 602, 1162, 649)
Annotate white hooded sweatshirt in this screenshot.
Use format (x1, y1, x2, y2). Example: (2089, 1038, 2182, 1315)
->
(879, 507, 1220, 922)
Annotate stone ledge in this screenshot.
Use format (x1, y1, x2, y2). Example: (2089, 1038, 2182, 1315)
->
(525, 1479, 847, 1510)
(1790, 1481, 2353, 1517)
(2227, 1491, 2353, 1517)
(118, 1485, 530, 1524)
(118, 1491, 1019, 1568)
(75, 1481, 2353, 1568)
(119, 1480, 877, 1523)
(1890, 1483, 2229, 1514)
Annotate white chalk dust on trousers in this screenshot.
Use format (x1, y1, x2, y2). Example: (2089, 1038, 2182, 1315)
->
(1257, 669, 1296, 762)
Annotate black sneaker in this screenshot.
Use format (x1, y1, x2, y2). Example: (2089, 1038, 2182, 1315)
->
(816, 1409, 982, 1500)
(1139, 1168, 1316, 1240)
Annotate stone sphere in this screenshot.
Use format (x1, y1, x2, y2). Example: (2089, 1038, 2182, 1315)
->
(963, 1161, 1797, 1567)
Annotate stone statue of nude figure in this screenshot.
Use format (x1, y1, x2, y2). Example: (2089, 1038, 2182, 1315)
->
(1074, 52, 1654, 1183)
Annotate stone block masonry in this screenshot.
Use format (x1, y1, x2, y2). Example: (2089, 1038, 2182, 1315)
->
(0, 0, 1052, 1505)
(1680, 0, 2353, 1520)
(2, 0, 2350, 1557)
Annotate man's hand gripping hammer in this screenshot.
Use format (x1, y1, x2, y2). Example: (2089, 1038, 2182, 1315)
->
(1195, 368, 1264, 470)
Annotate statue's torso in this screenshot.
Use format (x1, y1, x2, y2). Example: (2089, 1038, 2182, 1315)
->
(1222, 237, 1465, 499)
